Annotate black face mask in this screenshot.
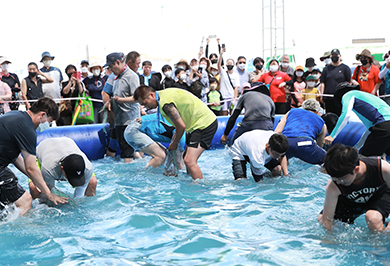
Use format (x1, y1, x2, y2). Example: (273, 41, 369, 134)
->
(331, 55, 339, 63)
(361, 59, 368, 65)
(211, 59, 218, 64)
(29, 72, 37, 77)
(227, 65, 234, 71)
(255, 64, 263, 70)
(67, 72, 73, 79)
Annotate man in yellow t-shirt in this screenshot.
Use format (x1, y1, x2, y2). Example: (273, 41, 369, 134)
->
(134, 86, 217, 180)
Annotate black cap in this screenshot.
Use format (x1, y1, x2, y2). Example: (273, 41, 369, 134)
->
(333, 82, 360, 108)
(305, 57, 316, 67)
(104, 52, 122, 67)
(61, 154, 86, 187)
(331, 48, 341, 55)
(80, 59, 89, 65)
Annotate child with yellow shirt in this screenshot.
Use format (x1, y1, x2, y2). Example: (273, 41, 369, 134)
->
(302, 75, 320, 102)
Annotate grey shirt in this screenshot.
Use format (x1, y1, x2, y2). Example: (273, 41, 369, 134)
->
(112, 67, 141, 126)
(235, 91, 275, 122)
(37, 137, 93, 199)
(279, 65, 294, 78)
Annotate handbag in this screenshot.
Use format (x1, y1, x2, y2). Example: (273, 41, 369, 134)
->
(72, 91, 94, 124)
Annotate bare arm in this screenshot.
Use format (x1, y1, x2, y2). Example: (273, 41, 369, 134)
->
(372, 81, 382, 96)
(274, 111, 289, 133)
(113, 95, 136, 104)
(319, 179, 341, 231)
(102, 91, 111, 111)
(38, 69, 54, 83)
(13, 154, 28, 176)
(21, 79, 31, 109)
(162, 103, 186, 151)
(218, 47, 225, 73)
(279, 155, 288, 176)
(21, 149, 68, 205)
(316, 124, 327, 148)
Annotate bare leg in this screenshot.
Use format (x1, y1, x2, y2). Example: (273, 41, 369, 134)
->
(106, 150, 116, 157)
(14, 191, 32, 216)
(184, 145, 205, 180)
(142, 143, 166, 168)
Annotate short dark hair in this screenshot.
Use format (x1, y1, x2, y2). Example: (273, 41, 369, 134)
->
(209, 53, 218, 60)
(142, 60, 152, 67)
(28, 62, 38, 69)
(175, 68, 184, 76)
(29, 97, 59, 120)
(324, 144, 359, 178)
(134, 85, 155, 101)
(209, 77, 218, 84)
(162, 64, 172, 72)
(237, 56, 246, 62)
(253, 57, 264, 66)
(269, 59, 279, 66)
(269, 133, 289, 153)
(65, 64, 77, 73)
(125, 51, 140, 64)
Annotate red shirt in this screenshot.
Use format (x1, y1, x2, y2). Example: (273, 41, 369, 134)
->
(258, 71, 291, 102)
(352, 64, 381, 93)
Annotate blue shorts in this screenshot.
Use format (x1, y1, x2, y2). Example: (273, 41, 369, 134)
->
(286, 137, 325, 165)
(124, 120, 155, 152)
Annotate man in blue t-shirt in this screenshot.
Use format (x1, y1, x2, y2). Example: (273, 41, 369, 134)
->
(0, 98, 67, 216)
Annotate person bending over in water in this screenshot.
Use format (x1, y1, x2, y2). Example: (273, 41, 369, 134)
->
(134, 85, 217, 180)
(318, 144, 390, 231)
(29, 137, 97, 200)
(230, 131, 289, 182)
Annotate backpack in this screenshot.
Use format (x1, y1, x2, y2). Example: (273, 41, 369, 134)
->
(188, 80, 203, 99)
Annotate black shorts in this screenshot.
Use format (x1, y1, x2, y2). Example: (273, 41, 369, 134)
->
(115, 125, 134, 158)
(361, 121, 390, 157)
(186, 119, 218, 150)
(0, 167, 25, 209)
(320, 189, 390, 224)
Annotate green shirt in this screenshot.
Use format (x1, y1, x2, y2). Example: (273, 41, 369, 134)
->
(158, 88, 216, 133)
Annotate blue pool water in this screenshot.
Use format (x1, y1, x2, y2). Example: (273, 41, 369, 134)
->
(2, 149, 390, 265)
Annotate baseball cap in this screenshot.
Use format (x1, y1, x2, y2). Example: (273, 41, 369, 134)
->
(80, 59, 89, 65)
(331, 48, 341, 55)
(61, 154, 86, 187)
(104, 52, 123, 68)
(306, 75, 315, 81)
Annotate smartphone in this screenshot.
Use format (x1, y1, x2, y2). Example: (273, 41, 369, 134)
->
(72, 71, 81, 79)
(199, 68, 203, 73)
(222, 43, 225, 49)
(209, 35, 217, 39)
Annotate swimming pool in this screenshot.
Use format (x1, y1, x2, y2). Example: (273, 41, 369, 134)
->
(1, 149, 390, 265)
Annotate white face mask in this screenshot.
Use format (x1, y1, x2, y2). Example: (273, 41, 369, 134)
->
(324, 58, 331, 65)
(307, 67, 313, 72)
(269, 65, 278, 72)
(180, 73, 187, 81)
(1, 64, 9, 71)
(212, 70, 219, 76)
(306, 81, 315, 87)
(81, 67, 88, 73)
(312, 74, 320, 80)
(296, 71, 304, 77)
(238, 63, 246, 70)
(281, 63, 289, 68)
(192, 65, 199, 70)
(43, 60, 51, 68)
(200, 64, 207, 69)
(92, 69, 101, 77)
(209, 84, 217, 90)
(164, 71, 172, 78)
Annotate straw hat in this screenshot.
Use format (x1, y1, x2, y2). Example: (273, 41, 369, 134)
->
(355, 49, 374, 61)
(88, 61, 103, 72)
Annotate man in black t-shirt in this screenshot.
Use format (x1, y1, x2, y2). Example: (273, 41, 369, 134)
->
(318, 144, 390, 232)
(320, 49, 351, 115)
(0, 98, 67, 216)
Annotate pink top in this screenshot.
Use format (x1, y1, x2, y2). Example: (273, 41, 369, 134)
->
(0, 81, 12, 113)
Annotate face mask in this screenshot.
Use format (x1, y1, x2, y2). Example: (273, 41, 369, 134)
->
(361, 59, 368, 65)
(180, 73, 187, 81)
(238, 63, 246, 70)
(81, 67, 88, 73)
(296, 71, 304, 77)
(269, 65, 278, 72)
(324, 58, 331, 65)
(164, 71, 172, 78)
(67, 72, 73, 79)
(200, 64, 207, 69)
(331, 55, 339, 63)
(92, 69, 101, 76)
(210, 84, 217, 90)
(255, 64, 263, 70)
(307, 67, 313, 72)
(43, 60, 51, 68)
(178, 65, 185, 70)
(307, 81, 315, 87)
(192, 65, 199, 70)
(226, 65, 234, 71)
(312, 74, 319, 80)
(212, 70, 219, 76)
(1, 64, 9, 71)
(211, 59, 218, 64)
(29, 72, 37, 77)
(281, 63, 289, 68)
